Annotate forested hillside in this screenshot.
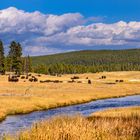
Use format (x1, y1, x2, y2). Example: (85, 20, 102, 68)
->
(32, 49, 140, 74)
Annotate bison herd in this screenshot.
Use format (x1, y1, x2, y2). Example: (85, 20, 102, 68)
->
(8, 74, 39, 82)
(8, 74, 124, 85)
(8, 75, 19, 82)
(99, 76, 106, 79)
(115, 80, 124, 83)
(68, 76, 91, 84)
(40, 80, 63, 83)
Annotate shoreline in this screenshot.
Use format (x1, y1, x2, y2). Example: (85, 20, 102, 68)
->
(0, 92, 140, 123)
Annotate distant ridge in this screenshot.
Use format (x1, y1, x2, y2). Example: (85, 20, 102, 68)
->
(31, 49, 140, 66)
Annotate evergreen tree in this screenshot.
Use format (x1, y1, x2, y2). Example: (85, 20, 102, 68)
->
(0, 40, 5, 74)
(8, 41, 22, 75)
(27, 55, 32, 72)
(24, 55, 32, 76)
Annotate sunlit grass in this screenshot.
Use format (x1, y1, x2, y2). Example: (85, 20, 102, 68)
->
(5, 107, 140, 140)
(92, 106, 140, 118)
(0, 71, 140, 122)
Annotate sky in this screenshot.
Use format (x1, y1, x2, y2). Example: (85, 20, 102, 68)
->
(0, 0, 140, 55)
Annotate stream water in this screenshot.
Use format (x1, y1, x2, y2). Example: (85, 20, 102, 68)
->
(0, 95, 140, 136)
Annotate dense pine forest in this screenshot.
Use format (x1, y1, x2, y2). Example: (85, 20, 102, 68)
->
(32, 49, 140, 74)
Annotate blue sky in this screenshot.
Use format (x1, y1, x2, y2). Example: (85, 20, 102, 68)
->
(0, 0, 140, 55)
(1, 0, 140, 22)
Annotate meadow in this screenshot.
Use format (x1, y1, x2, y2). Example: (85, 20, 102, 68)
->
(5, 107, 140, 140)
(0, 71, 140, 122)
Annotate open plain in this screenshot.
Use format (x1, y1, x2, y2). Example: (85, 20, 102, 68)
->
(0, 71, 140, 122)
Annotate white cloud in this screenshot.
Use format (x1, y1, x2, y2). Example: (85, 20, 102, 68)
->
(38, 21, 140, 47)
(0, 7, 140, 55)
(0, 7, 83, 35)
(24, 46, 64, 56)
(45, 13, 84, 35)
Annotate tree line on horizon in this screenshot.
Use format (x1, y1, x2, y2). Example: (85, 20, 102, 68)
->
(1, 39, 140, 75)
(0, 40, 31, 75)
(33, 63, 140, 75)
(32, 49, 140, 75)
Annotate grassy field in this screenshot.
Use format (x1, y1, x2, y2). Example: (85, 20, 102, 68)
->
(92, 106, 140, 118)
(5, 107, 140, 140)
(0, 71, 140, 122)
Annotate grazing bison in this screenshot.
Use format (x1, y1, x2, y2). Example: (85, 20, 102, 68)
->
(8, 75, 19, 82)
(115, 80, 124, 83)
(28, 74, 32, 76)
(77, 81, 82, 83)
(29, 78, 33, 82)
(88, 80, 92, 84)
(102, 76, 106, 79)
(17, 74, 20, 77)
(40, 80, 52, 83)
(53, 80, 63, 83)
(34, 78, 38, 82)
(29, 76, 38, 82)
(99, 76, 106, 79)
(21, 76, 25, 79)
(40, 80, 63, 83)
(68, 79, 75, 83)
(71, 76, 80, 80)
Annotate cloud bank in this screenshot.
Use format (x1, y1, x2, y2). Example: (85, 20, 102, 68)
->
(0, 7, 140, 55)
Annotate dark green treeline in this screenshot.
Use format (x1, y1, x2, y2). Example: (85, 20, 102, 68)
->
(32, 49, 140, 74)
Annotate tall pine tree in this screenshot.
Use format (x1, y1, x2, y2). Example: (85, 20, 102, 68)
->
(8, 41, 22, 75)
(0, 40, 5, 75)
(27, 55, 32, 72)
(24, 55, 32, 77)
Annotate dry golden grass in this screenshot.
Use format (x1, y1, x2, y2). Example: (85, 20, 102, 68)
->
(0, 71, 140, 122)
(92, 106, 140, 118)
(5, 109, 140, 140)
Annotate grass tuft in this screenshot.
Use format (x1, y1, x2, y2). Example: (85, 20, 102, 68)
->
(4, 112, 140, 140)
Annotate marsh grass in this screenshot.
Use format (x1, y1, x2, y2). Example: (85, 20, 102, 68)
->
(4, 112, 140, 140)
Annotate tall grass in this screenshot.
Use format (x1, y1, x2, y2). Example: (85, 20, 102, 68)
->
(5, 113, 140, 140)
